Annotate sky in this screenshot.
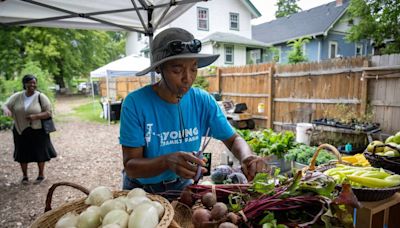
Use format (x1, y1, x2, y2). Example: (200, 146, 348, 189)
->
(251, 0, 335, 25)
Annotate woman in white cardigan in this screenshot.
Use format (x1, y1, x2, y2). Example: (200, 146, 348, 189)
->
(2, 74, 57, 185)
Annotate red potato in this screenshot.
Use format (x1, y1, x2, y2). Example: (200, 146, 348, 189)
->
(201, 192, 217, 208)
(192, 208, 212, 228)
(219, 222, 238, 228)
(211, 202, 228, 221)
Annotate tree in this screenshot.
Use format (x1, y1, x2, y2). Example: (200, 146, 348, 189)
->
(287, 37, 310, 64)
(275, 0, 302, 18)
(346, 0, 400, 54)
(0, 27, 125, 88)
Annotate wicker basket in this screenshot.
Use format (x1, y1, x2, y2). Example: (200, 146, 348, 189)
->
(30, 182, 175, 228)
(364, 144, 400, 174)
(307, 144, 400, 201)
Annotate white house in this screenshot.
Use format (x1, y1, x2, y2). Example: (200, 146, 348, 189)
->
(126, 0, 268, 67)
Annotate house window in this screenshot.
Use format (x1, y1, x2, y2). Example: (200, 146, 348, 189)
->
(249, 49, 261, 64)
(355, 43, 363, 56)
(225, 45, 234, 64)
(197, 7, 209, 31)
(230, 13, 239, 30)
(329, 41, 338, 58)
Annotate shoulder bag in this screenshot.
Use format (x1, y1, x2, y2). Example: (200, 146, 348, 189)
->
(38, 93, 56, 134)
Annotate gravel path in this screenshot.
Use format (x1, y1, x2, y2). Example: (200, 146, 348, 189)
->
(0, 95, 227, 228)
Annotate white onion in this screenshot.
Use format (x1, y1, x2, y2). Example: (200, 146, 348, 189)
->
(55, 212, 78, 228)
(76, 207, 102, 228)
(128, 203, 158, 228)
(100, 199, 126, 217)
(102, 209, 129, 228)
(103, 224, 121, 228)
(115, 196, 127, 203)
(86, 206, 101, 214)
(127, 188, 147, 198)
(125, 196, 150, 213)
(84, 186, 113, 206)
(150, 201, 165, 219)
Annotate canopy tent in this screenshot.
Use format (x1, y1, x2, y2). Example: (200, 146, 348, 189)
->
(0, 0, 209, 83)
(90, 54, 150, 78)
(90, 54, 151, 124)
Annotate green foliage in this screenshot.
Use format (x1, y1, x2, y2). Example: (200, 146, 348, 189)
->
(346, 0, 400, 54)
(193, 75, 209, 91)
(0, 27, 126, 87)
(284, 144, 337, 165)
(237, 129, 296, 158)
(71, 101, 105, 123)
(275, 0, 301, 18)
(265, 46, 280, 62)
(0, 115, 13, 130)
(287, 37, 310, 64)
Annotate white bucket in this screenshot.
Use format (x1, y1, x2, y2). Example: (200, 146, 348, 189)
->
(296, 123, 313, 145)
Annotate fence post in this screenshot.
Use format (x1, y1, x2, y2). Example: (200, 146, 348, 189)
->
(360, 59, 369, 115)
(267, 66, 274, 129)
(216, 67, 221, 94)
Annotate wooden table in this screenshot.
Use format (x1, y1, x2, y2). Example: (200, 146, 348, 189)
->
(355, 193, 400, 228)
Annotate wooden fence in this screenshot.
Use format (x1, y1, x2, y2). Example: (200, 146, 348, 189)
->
(199, 63, 274, 128)
(201, 55, 399, 134)
(365, 54, 400, 134)
(97, 55, 400, 134)
(99, 76, 151, 99)
(273, 57, 366, 129)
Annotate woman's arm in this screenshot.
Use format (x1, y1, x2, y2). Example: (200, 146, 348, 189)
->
(122, 146, 206, 179)
(26, 111, 51, 121)
(2, 105, 12, 117)
(223, 133, 267, 181)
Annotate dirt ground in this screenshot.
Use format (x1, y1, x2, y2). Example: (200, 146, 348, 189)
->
(0, 95, 227, 228)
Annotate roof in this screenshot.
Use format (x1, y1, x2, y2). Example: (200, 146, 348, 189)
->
(243, 0, 261, 18)
(202, 32, 268, 48)
(252, 0, 349, 45)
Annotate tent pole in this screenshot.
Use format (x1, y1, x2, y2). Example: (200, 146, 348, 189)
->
(149, 34, 155, 84)
(106, 74, 110, 126)
(90, 77, 95, 112)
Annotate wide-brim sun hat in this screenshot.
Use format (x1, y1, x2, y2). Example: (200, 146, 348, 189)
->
(136, 27, 219, 76)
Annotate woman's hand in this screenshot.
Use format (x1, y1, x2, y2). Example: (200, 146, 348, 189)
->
(241, 155, 269, 181)
(3, 108, 12, 117)
(26, 114, 38, 121)
(166, 152, 207, 179)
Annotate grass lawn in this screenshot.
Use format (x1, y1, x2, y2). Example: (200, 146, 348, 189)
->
(72, 102, 105, 123)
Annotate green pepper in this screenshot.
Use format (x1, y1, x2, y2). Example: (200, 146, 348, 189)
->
(385, 175, 400, 182)
(347, 175, 400, 188)
(361, 171, 390, 179)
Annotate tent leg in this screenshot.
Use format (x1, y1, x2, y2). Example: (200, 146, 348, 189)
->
(90, 77, 96, 112)
(106, 75, 110, 126)
(149, 34, 156, 84)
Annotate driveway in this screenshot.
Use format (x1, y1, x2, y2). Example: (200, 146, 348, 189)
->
(0, 95, 226, 227)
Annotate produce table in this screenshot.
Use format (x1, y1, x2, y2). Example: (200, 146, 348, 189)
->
(313, 125, 382, 143)
(356, 192, 400, 228)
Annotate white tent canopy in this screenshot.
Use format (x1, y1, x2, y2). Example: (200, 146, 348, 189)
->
(0, 0, 200, 33)
(90, 54, 150, 78)
(89, 54, 151, 124)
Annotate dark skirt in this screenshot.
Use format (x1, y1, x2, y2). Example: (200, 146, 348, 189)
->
(13, 127, 57, 163)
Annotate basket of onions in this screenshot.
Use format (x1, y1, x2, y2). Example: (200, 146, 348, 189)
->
(30, 182, 175, 228)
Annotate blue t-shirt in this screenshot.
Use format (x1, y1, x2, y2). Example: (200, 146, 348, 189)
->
(120, 85, 234, 184)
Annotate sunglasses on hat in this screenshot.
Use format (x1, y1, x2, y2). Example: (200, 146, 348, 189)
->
(166, 39, 202, 56)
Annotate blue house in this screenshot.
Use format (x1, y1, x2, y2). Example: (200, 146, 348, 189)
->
(252, 0, 372, 63)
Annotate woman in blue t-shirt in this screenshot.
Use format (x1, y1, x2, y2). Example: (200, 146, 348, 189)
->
(120, 28, 267, 196)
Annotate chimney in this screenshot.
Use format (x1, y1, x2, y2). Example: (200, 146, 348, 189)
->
(336, 0, 343, 6)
